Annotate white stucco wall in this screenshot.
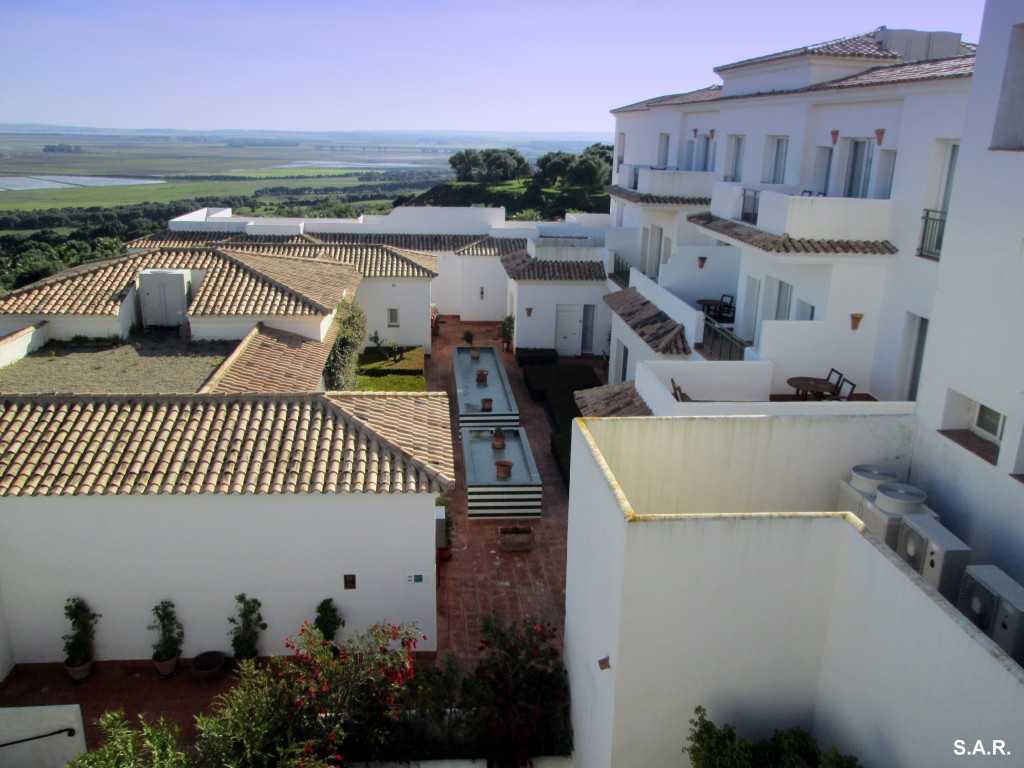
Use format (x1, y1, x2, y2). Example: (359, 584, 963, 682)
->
(355, 278, 433, 351)
(0, 578, 14, 680)
(456, 258, 508, 322)
(0, 315, 124, 342)
(0, 705, 86, 768)
(0, 491, 438, 663)
(512, 283, 610, 355)
(636, 359, 773, 405)
(0, 322, 49, 369)
(188, 314, 329, 342)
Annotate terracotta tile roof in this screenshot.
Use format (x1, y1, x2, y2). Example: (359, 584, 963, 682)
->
(318, 245, 438, 278)
(687, 212, 899, 255)
(606, 185, 710, 206)
(327, 392, 455, 484)
(603, 287, 692, 355)
(714, 29, 899, 73)
(201, 322, 339, 394)
(126, 231, 236, 249)
(455, 237, 529, 256)
(226, 234, 320, 245)
(612, 85, 723, 114)
(500, 250, 605, 282)
(0, 391, 454, 496)
(0, 249, 360, 318)
(809, 55, 974, 91)
(575, 381, 652, 417)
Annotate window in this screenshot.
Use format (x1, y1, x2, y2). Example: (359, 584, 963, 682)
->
(696, 134, 715, 172)
(974, 404, 1005, 444)
(991, 25, 1024, 149)
(876, 150, 897, 200)
(774, 280, 792, 320)
(656, 133, 670, 167)
(844, 139, 874, 198)
(616, 132, 625, 170)
(937, 142, 959, 212)
(763, 137, 788, 184)
(811, 146, 833, 195)
(388, 308, 399, 327)
(725, 135, 745, 182)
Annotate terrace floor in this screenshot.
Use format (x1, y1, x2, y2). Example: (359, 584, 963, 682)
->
(0, 315, 599, 749)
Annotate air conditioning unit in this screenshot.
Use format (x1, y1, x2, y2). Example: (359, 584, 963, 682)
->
(958, 565, 1024, 666)
(836, 479, 869, 517)
(859, 499, 938, 550)
(896, 515, 971, 603)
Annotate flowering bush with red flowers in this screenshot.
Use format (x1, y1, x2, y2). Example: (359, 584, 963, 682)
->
(461, 615, 572, 767)
(196, 621, 421, 767)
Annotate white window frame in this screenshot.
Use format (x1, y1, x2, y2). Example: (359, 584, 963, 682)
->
(387, 308, 400, 327)
(972, 403, 1005, 444)
(763, 136, 789, 184)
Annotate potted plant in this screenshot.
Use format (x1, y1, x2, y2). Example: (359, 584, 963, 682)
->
(62, 596, 100, 682)
(314, 598, 345, 644)
(148, 600, 184, 678)
(495, 459, 514, 479)
(228, 593, 267, 661)
(464, 329, 479, 358)
(476, 368, 489, 383)
(492, 426, 506, 450)
(500, 314, 515, 352)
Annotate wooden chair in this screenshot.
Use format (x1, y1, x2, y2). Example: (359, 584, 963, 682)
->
(826, 379, 856, 401)
(826, 367, 843, 391)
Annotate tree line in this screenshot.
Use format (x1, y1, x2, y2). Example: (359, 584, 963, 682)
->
(448, 143, 613, 193)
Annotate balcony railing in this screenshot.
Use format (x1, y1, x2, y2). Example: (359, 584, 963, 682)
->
(701, 316, 751, 361)
(918, 208, 947, 260)
(612, 255, 630, 286)
(740, 188, 760, 225)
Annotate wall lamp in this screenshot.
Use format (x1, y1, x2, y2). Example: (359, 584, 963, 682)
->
(850, 313, 864, 331)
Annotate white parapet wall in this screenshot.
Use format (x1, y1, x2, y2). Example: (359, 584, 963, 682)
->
(566, 414, 1024, 768)
(0, 705, 87, 768)
(0, 491, 439, 664)
(0, 321, 49, 370)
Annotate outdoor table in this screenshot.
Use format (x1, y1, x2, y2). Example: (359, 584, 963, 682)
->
(697, 299, 729, 319)
(787, 376, 836, 400)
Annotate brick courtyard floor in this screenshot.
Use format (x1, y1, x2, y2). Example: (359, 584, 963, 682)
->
(0, 315, 601, 748)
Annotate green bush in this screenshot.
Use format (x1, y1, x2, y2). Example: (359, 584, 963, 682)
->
(68, 711, 192, 768)
(515, 348, 559, 367)
(323, 299, 367, 390)
(683, 706, 862, 768)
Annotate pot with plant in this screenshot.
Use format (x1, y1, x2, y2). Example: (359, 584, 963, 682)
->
(148, 600, 184, 678)
(500, 314, 514, 352)
(492, 425, 506, 450)
(228, 593, 267, 662)
(314, 598, 345, 646)
(464, 329, 479, 358)
(63, 596, 100, 682)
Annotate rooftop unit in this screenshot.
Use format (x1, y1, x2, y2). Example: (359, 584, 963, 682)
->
(958, 565, 1024, 667)
(138, 269, 192, 329)
(896, 515, 971, 603)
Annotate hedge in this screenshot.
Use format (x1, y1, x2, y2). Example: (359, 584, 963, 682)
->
(515, 348, 559, 367)
(322, 300, 367, 390)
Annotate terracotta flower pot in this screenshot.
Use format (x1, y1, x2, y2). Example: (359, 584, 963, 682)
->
(492, 434, 506, 450)
(153, 652, 179, 679)
(470, 347, 480, 359)
(476, 369, 489, 383)
(65, 658, 93, 683)
(191, 650, 226, 683)
(481, 398, 493, 412)
(495, 460, 513, 479)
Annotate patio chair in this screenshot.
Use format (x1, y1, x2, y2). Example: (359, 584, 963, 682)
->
(718, 294, 735, 323)
(826, 367, 843, 391)
(826, 378, 856, 401)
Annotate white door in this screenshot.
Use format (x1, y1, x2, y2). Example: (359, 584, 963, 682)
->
(555, 304, 580, 356)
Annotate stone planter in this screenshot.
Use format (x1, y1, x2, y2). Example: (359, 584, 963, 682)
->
(499, 526, 534, 552)
(495, 460, 513, 479)
(476, 369, 489, 383)
(481, 397, 493, 412)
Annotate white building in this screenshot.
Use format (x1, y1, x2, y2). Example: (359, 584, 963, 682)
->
(607, 25, 977, 400)
(566, 3, 1024, 766)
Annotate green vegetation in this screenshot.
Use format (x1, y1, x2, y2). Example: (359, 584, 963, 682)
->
(448, 148, 532, 182)
(68, 711, 190, 768)
(323, 300, 367, 390)
(355, 345, 426, 392)
(684, 706, 862, 768)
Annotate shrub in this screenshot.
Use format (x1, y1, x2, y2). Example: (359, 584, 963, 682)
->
(313, 598, 344, 643)
(148, 600, 184, 662)
(550, 431, 572, 484)
(63, 596, 101, 666)
(323, 299, 367, 390)
(683, 706, 862, 768)
(462, 616, 572, 767)
(515, 347, 558, 367)
(67, 711, 193, 768)
(228, 593, 267, 660)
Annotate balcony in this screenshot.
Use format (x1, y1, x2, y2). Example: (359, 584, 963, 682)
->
(710, 182, 893, 241)
(917, 208, 947, 260)
(617, 165, 715, 199)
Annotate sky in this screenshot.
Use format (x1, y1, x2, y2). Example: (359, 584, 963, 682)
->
(0, 0, 986, 136)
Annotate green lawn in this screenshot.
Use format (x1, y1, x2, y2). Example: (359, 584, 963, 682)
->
(355, 346, 426, 391)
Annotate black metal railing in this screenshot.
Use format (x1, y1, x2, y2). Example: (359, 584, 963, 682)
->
(701, 316, 751, 361)
(612, 255, 631, 285)
(740, 188, 760, 225)
(1, 727, 76, 749)
(918, 208, 947, 259)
